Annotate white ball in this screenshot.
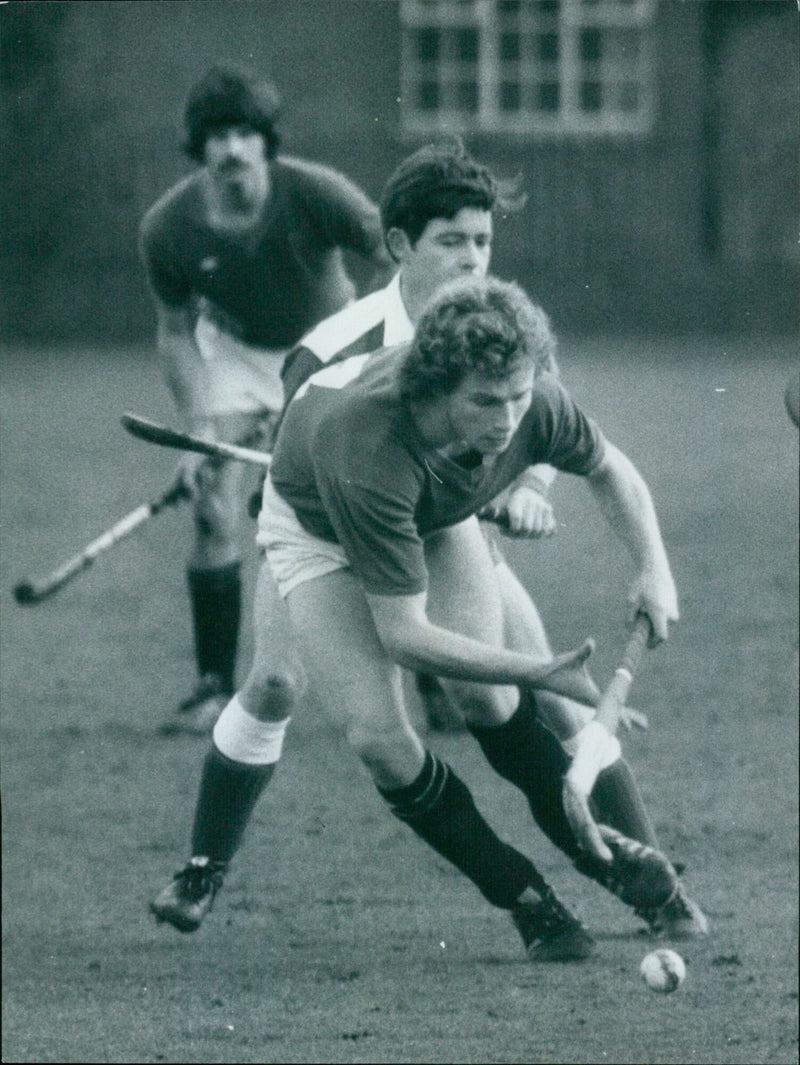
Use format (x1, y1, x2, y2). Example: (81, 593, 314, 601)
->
(639, 948, 686, 993)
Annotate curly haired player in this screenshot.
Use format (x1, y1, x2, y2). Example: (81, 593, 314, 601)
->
(139, 63, 391, 732)
(277, 140, 559, 732)
(150, 276, 708, 959)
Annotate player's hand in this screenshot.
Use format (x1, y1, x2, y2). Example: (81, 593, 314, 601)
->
(176, 418, 218, 496)
(176, 451, 208, 496)
(617, 705, 649, 732)
(627, 567, 679, 647)
(526, 640, 601, 706)
(481, 487, 556, 539)
(563, 720, 623, 861)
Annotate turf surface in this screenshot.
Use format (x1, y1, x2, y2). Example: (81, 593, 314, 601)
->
(2, 337, 797, 1063)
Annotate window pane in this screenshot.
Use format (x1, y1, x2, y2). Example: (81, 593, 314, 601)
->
(580, 28, 602, 62)
(454, 27, 479, 61)
(538, 32, 559, 61)
(500, 81, 521, 110)
(418, 81, 440, 110)
(538, 82, 560, 111)
(580, 80, 602, 111)
(501, 32, 520, 61)
(416, 28, 440, 62)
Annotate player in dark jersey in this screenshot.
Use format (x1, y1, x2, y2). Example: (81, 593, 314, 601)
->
(139, 63, 390, 733)
(278, 140, 559, 731)
(150, 276, 708, 956)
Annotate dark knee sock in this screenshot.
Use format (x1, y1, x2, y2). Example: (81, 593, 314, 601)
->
(469, 694, 582, 860)
(591, 757, 659, 848)
(187, 562, 242, 692)
(190, 745, 275, 867)
(470, 694, 660, 855)
(378, 751, 548, 908)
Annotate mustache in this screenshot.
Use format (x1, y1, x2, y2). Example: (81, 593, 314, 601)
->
(217, 156, 248, 173)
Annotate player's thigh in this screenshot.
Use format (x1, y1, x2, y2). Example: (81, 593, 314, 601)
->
(193, 412, 263, 538)
(494, 558, 593, 738)
(240, 557, 306, 720)
(424, 517, 505, 641)
(424, 517, 517, 722)
(494, 559, 552, 656)
(286, 568, 425, 785)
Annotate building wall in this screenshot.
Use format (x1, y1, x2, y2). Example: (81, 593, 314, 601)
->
(1, 0, 797, 341)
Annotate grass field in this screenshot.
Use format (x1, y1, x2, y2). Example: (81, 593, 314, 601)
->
(1, 336, 798, 1064)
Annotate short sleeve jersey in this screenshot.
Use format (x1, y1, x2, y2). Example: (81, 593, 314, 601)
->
(139, 156, 385, 347)
(279, 273, 411, 403)
(270, 347, 606, 596)
(280, 272, 560, 410)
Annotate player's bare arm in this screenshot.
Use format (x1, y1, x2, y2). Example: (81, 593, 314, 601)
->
(483, 463, 557, 538)
(585, 443, 679, 645)
(155, 299, 215, 434)
(364, 589, 599, 706)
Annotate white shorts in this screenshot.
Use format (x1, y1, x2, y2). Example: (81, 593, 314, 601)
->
(195, 315, 286, 416)
(256, 476, 350, 598)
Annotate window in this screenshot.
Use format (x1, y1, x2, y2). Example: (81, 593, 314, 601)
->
(400, 0, 657, 135)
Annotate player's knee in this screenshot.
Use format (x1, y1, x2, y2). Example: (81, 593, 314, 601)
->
(193, 494, 238, 544)
(242, 666, 306, 721)
(447, 683, 516, 727)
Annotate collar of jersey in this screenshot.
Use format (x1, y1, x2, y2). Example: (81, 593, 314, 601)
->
(382, 273, 415, 347)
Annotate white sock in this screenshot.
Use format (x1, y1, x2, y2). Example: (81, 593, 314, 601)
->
(213, 694, 290, 765)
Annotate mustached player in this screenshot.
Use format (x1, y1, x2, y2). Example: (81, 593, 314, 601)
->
(139, 63, 391, 733)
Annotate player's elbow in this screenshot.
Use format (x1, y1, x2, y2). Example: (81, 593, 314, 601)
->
(376, 628, 420, 669)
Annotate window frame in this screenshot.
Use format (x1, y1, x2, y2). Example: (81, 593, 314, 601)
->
(400, 0, 658, 138)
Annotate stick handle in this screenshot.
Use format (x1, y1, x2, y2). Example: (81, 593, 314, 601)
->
(564, 615, 650, 795)
(594, 613, 651, 734)
(562, 614, 652, 860)
(12, 480, 188, 605)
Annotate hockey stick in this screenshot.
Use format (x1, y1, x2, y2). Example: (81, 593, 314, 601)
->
(14, 417, 274, 606)
(562, 613, 652, 861)
(120, 411, 606, 702)
(13, 479, 190, 605)
(121, 413, 273, 469)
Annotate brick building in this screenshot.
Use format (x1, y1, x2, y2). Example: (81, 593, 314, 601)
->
(2, 0, 797, 340)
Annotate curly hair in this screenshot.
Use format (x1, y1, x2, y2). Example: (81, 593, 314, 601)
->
(380, 137, 525, 248)
(399, 276, 557, 403)
(183, 63, 281, 162)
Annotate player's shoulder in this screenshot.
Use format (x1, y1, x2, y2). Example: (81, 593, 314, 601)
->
(276, 154, 371, 200)
(301, 289, 390, 361)
(140, 173, 200, 239)
(528, 370, 586, 426)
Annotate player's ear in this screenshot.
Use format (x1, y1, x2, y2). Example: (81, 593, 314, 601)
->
(386, 227, 412, 263)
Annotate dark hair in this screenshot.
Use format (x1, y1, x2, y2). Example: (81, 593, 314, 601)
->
(380, 137, 525, 247)
(399, 275, 556, 403)
(183, 63, 281, 162)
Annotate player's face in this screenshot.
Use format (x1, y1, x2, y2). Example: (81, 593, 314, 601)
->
(398, 208, 493, 302)
(441, 362, 535, 456)
(203, 125, 269, 187)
